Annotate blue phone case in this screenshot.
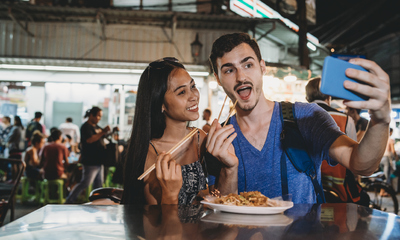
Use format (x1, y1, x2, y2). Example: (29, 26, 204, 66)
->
(320, 56, 369, 101)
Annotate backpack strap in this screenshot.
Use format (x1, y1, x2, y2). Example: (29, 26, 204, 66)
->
(280, 101, 325, 204)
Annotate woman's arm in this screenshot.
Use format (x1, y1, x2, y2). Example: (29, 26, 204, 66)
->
(86, 126, 110, 143)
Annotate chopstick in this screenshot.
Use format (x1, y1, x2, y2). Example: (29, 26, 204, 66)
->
(137, 128, 198, 180)
(217, 95, 228, 122)
(222, 100, 238, 127)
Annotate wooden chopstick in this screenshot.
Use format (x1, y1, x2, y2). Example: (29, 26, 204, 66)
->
(217, 95, 228, 122)
(222, 100, 238, 127)
(137, 128, 198, 180)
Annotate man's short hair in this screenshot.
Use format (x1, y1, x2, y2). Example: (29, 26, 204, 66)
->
(204, 108, 212, 116)
(66, 117, 73, 122)
(34, 112, 43, 118)
(50, 129, 62, 141)
(209, 33, 262, 75)
(305, 77, 329, 103)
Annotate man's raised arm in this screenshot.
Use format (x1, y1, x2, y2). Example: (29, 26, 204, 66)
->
(329, 58, 391, 175)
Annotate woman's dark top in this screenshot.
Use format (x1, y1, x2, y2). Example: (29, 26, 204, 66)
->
(80, 122, 106, 166)
(149, 129, 207, 205)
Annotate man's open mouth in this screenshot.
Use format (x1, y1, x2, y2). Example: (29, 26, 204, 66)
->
(236, 86, 252, 99)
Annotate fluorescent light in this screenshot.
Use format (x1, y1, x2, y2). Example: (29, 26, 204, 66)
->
(88, 68, 131, 73)
(45, 66, 88, 71)
(22, 82, 31, 87)
(208, 81, 218, 90)
(189, 71, 209, 77)
(307, 42, 316, 51)
(0, 64, 209, 77)
(284, 75, 297, 82)
(1, 64, 45, 70)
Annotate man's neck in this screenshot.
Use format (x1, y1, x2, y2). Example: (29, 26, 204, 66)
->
(235, 96, 274, 128)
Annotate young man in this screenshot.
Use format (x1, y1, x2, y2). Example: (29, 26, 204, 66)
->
(26, 112, 44, 146)
(206, 33, 391, 204)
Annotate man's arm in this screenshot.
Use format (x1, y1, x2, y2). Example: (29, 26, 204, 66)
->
(329, 58, 391, 176)
(206, 119, 238, 195)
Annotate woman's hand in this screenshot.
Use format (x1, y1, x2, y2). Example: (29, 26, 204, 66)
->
(155, 152, 183, 204)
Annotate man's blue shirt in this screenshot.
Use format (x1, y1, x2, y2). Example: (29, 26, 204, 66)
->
(208, 102, 343, 204)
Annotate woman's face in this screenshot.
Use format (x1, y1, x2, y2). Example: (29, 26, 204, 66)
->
(163, 68, 200, 122)
(90, 110, 103, 124)
(34, 138, 45, 149)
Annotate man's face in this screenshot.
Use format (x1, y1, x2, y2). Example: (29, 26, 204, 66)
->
(202, 111, 210, 121)
(214, 43, 266, 111)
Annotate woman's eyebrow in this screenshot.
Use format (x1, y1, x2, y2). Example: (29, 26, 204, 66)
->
(174, 79, 194, 92)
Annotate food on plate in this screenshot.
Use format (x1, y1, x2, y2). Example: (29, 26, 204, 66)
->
(214, 191, 276, 207)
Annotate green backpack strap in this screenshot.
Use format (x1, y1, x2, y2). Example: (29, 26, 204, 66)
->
(280, 101, 325, 204)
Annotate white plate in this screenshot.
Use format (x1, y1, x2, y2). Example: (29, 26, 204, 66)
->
(201, 200, 294, 215)
(201, 211, 293, 226)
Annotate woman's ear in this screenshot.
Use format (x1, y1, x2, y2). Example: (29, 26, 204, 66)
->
(161, 104, 165, 113)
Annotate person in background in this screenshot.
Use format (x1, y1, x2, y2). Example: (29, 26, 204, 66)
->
(65, 106, 109, 203)
(6, 116, 24, 157)
(346, 107, 369, 142)
(306, 77, 369, 207)
(121, 57, 207, 205)
(63, 134, 73, 152)
(59, 117, 80, 152)
(26, 112, 44, 146)
(5, 116, 25, 182)
(380, 128, 398, 196)
(24, 131, 46, 180)
(0, 116, 12, 155)
(202, 108, 212, 133)
(206, 33, 391, 204)
(42, 129, 70, 180)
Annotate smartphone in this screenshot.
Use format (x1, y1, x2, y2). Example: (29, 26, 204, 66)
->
(320, 56, 369, 101)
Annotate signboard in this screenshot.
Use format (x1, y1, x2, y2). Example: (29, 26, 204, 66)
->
(230, 0, 319, 45)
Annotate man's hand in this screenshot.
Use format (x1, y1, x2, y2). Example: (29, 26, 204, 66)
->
(343, 58, 391, 124)
(206, 119, 238, 169)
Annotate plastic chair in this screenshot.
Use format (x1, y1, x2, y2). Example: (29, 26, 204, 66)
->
(43, 179, 65, 204)
(0, 157, 25, 226)
(18, 177, 44, 204)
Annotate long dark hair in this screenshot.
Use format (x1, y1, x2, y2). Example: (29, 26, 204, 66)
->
(14, 116, 24, 130)
(122, 59, 185, 204)
(84, 106, 102, 118)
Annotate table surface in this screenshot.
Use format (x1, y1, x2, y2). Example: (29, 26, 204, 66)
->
(0, 203, 399, 240)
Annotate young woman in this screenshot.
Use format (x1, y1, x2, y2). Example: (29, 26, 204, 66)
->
(122, 57, 207, 205)
(24, 130, 46, 180)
